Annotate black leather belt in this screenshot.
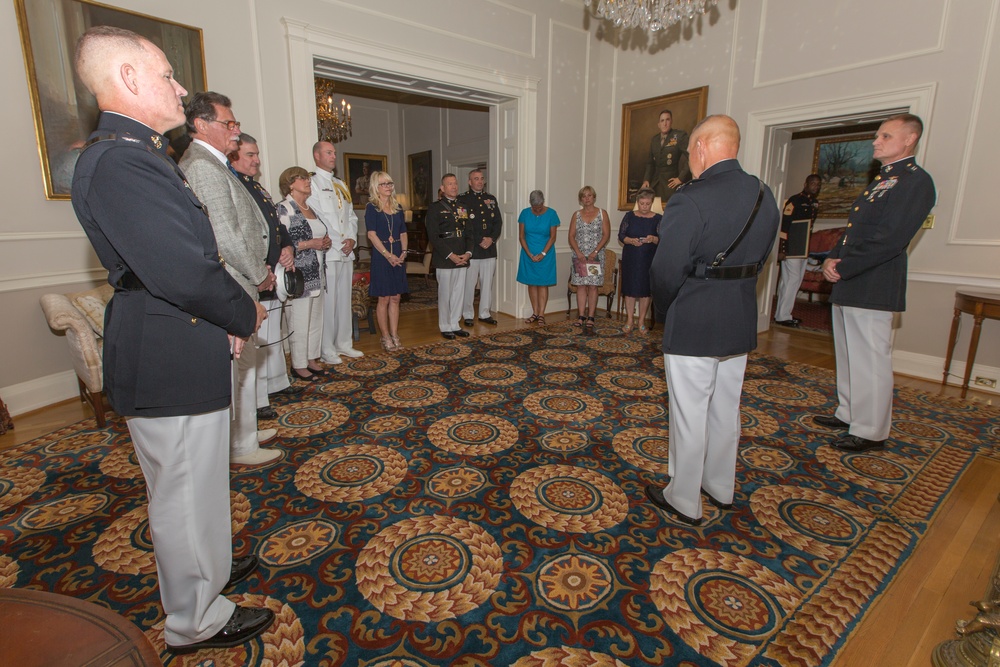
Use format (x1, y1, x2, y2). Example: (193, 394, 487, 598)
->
(438, 231, 463, 239)
(691, 263, 760, 280)
(115, 271, 147, 291)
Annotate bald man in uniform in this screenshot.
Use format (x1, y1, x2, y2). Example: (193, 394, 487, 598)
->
(71, 26, 274, 653)
(645, 115, 779, 526)
(815, 114, 936, 452)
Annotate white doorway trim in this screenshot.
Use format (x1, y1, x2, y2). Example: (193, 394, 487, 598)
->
(743, 83, 938, 332)
(283, 18, 539, 318)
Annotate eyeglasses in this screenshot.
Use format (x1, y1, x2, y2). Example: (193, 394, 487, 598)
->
(379, 181, 394, 187)
(208, 119, 241, 131)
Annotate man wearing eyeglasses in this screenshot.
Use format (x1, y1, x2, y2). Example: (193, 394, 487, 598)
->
(309, 141, 365, 364)
(180, 91, 281, 466)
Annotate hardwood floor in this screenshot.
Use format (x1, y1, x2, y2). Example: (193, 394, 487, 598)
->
(2, 308, 996, 665)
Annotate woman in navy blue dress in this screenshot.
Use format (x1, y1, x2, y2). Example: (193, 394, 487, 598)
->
(365, 171, 408, 351)
(618, 187, 661, 333)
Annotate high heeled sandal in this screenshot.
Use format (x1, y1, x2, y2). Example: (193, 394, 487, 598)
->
(622, 323, 633, 334)
(381, 337, 396, 352)
(390, 334, 403, 350)
(638, 325, 649, 334)
(292, 368, 317, 381)
(525, 314, 539, 324)
(583, 316, 595, 332)
(573, 316, 585, 327)
(536, 315, 546, 326)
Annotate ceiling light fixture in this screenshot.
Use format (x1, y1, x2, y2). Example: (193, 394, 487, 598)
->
(586, 0, 717, 32)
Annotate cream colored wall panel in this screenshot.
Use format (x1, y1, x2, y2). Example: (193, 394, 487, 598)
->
(755, 0, 948, 87)
(948, 0, 1000, 245)
(316, 0, 536, 57)
(546, 21, 590, 212)
(446, 109, 491, 148)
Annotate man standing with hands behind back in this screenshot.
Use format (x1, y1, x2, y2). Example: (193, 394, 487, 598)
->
(71, 26, 273, 653)
(426, 173, 474, 339)
(815, 114, 935, 453)
(310, 141, 365, 364)
(645, 115, 779, 526)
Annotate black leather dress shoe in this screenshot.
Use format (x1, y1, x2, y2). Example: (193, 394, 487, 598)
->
(256, 406, 278, 421)
(644, 485, 702, 526)
(453, 330, 470, 337)
(441, 331, 457, 340)
(479, 317, 498, 325)
(225, 554, 259, 589)
(463, 318, 475, 327)
(775, 318, 801, 327)
(813, 414, 850, 429)
(832, 434, 886, 452)
(166, 605, 275, 654)
(702, 489, 733, 510)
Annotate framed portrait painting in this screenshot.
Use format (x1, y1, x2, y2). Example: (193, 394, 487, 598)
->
(407, 150, 433, 211)
(344, 153, 387, 209)
(14, 0, 206, 200)
(618, 86, 708, 210)
(811, 134, 878, 218)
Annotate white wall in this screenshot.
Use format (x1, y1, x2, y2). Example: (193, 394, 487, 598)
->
(4, 0, 999, 416)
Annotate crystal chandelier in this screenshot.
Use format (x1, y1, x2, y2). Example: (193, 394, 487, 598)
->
(586, 0, 718, 32)
(315, 77, 352, 144)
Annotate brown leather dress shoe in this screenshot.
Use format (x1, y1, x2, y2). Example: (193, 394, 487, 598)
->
(166, 605, 274, 654)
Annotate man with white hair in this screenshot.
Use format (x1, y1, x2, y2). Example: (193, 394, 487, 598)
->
(71, 26, 274, 653)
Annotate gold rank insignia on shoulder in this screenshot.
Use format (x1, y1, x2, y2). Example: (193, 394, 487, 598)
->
(150, 135, 162, 150)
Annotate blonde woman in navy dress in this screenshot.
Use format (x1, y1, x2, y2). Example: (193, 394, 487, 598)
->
(365, 171, 409, 351)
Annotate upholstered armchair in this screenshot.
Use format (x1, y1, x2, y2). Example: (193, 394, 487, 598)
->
(405, 242, 434, 288)
(40, 284, 113, 426)
(567, 248, 618, 318)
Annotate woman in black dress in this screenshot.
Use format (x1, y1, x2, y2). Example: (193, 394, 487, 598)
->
(365, 171, 409, 351)
(618, 187, 661, 333)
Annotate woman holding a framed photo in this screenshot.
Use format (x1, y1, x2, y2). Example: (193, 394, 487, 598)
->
(568, 186, 611, 333)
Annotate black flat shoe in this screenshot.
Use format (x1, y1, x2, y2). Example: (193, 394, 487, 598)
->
(463, 318, 475, 327)
(453, 330, 470, 338)
(702, 489, 733, 510)
(479, 317, 498, 325)
(224, 555, 259, 589)
(813, 414, 849, 429)
(832, 434, 886, 452)
(292, 369, 318, 382)
(256, 406, 278, 420)
(441, 331, 457, 340)
(644, 485, 702, 526)
(166, 605, 275, 654)
(775, 318, 801, 328)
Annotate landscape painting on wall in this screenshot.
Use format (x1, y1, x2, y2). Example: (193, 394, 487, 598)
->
(812, 134, 879, 218)
(14, 0, 206, 200)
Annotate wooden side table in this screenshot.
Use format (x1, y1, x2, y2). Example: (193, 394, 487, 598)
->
(942, 290, 1000, 398)
(0, 588, 161, 666)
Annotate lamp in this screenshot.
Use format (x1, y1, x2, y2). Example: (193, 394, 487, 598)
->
(633, 196, 664, 215)
(315, 77, 352, 143)
(586, 0, 717, 32)
(395, 193, 413, 223)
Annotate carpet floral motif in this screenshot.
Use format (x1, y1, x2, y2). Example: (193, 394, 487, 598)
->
(2, 326, 997, 666)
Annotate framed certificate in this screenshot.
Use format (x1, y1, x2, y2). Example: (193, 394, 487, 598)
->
(785, 219, 812, 259)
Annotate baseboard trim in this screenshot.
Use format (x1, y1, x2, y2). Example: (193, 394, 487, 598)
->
(893, 350, 1000, 396)
(3, 371, 80, 416)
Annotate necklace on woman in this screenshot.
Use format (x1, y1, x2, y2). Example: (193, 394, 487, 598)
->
(381, 201, 396, 244)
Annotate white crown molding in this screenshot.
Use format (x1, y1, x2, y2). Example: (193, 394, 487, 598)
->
(3, 370, 79, 417)
(0, 268, 106, 294)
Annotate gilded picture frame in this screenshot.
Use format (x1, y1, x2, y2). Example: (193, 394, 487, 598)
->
(407, 150, 433, 211)
(344, 153, 387, 209)
(14, 0, 206, 200)
(811, 134, 878, 218)
(618, 86, 708, 210)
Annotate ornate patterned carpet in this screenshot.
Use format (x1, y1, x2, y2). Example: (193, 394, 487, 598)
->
(2, 321, 998, 666)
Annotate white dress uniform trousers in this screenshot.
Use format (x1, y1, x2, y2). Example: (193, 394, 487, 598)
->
(831, 304, 894, 441)
(660, 352, 748, 520)
(231, 335, 261, 458)
(256, 298, 289, 404)
(463, 257, 496, 320)
(774, 257, 807, 322)
(437, 267, 467, 332)
(126, 409, 235, 646)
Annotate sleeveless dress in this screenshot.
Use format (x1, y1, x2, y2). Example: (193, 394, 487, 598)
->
(516, 207, 560, 286)
(570, 209, 606, 287)
(365, 202, 409, 297)
(618, 211, 661, 298)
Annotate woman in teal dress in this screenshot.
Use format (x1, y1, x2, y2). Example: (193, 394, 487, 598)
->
(517, 190, 560, 324)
